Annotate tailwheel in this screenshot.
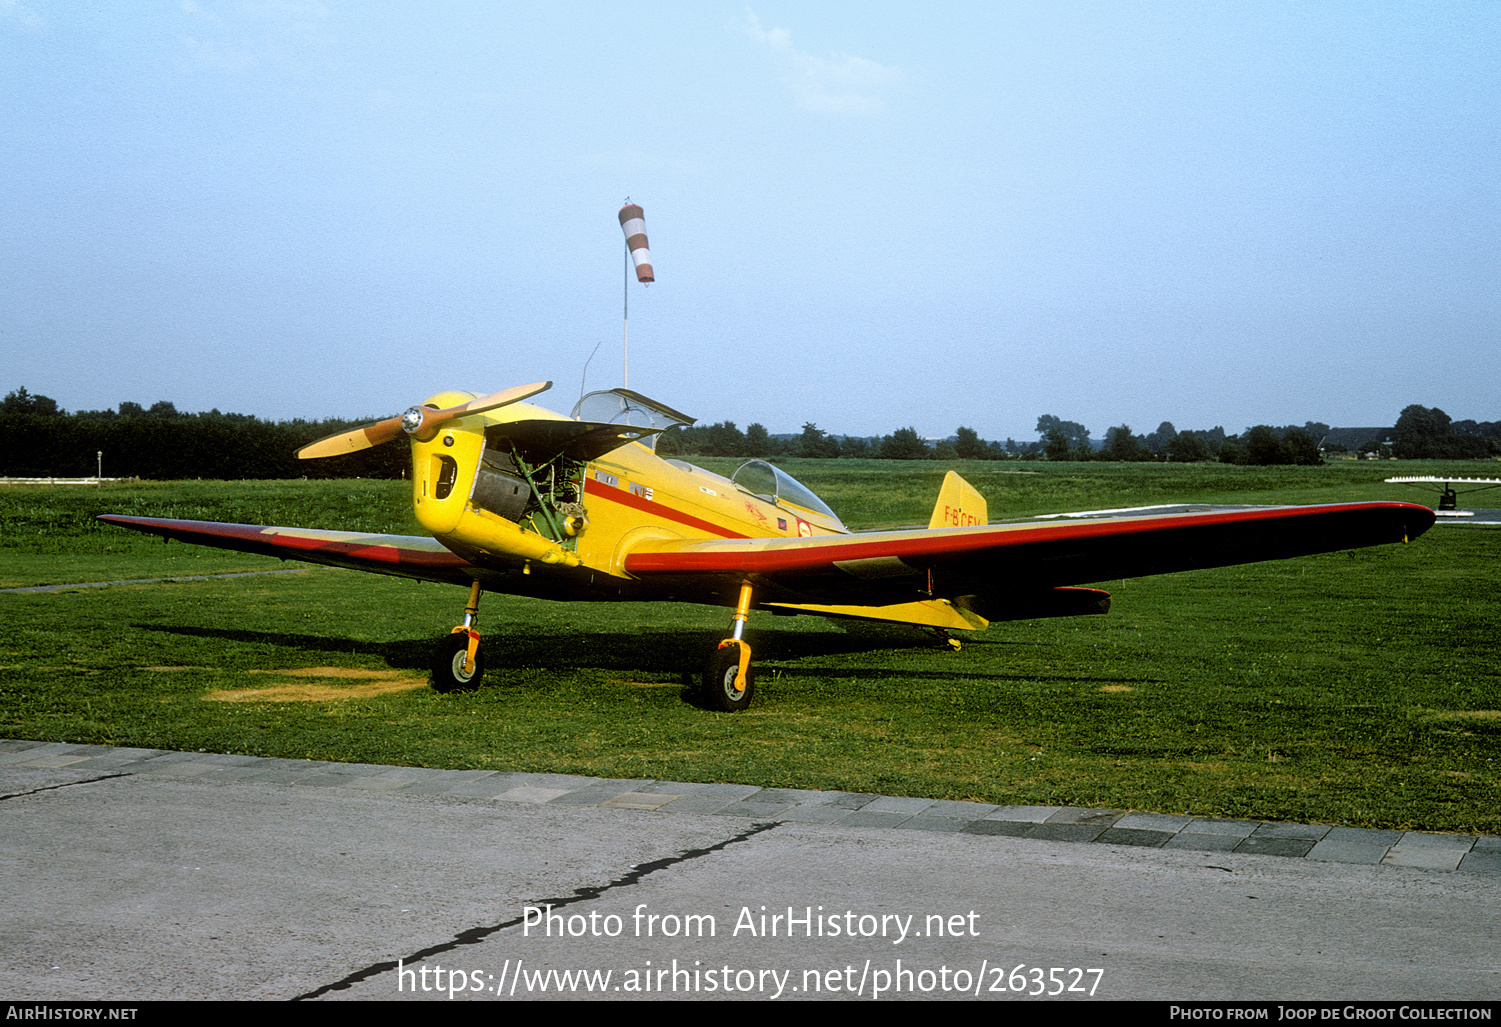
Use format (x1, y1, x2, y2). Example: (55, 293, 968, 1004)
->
(701, 640, 755, 713)
(933, 628, 962, 652)
(432, 630, 484, 693)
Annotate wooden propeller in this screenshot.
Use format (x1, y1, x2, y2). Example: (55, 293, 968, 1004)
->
(296, 381, 553, 460)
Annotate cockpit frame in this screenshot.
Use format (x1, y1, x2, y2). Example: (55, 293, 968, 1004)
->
(571, 389, 695, 451)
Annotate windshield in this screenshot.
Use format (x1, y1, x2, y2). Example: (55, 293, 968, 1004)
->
(571, 389, 695, 451)
(730, 459, 843, 527)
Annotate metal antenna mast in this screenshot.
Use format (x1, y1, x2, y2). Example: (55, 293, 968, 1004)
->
(623, 231, 629, 388)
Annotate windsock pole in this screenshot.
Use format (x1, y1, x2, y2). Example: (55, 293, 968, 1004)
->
(623, 239, 629, 387)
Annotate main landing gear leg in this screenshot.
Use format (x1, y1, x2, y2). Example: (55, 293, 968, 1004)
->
(432, 579, 486, 693)
(702, 580, 756, 712)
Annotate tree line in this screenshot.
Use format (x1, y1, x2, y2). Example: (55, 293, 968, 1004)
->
(0, 388, 408, 479)
(656, 421, 1003, 461)
(659, 405, 1501, 466)
(1384, 405, 1501, 459)
(1037, 418, 1328, 465)
(2, 387, 1496, 479)
(1033, 405, 1501, 465)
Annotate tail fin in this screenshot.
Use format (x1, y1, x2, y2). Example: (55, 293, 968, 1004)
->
(928, 471, 988, 529)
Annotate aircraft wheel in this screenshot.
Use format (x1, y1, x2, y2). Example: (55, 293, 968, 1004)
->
(432, 633, 485, 693)
(701, 645, 755, 712)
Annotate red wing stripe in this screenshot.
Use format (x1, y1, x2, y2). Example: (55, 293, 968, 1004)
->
(97, 516, 473, 570)
(622, 502, 1434, 576)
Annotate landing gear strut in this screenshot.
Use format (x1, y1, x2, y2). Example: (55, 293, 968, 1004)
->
(432, 580, 486, 693)
(932, 628, 962, 651)
(701, 581, 755, 712)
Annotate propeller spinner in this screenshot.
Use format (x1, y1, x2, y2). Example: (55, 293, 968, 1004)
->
(296, 381, 553, 460)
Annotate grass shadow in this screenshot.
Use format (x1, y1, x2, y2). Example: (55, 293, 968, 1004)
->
(137, 621, 1163, 691)
(136, 624, 435, 670)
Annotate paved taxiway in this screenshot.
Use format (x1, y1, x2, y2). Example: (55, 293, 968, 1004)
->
(2, 740, 1497, 1002)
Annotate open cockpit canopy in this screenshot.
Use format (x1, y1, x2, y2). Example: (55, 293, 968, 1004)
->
(571, 390, 695, 450)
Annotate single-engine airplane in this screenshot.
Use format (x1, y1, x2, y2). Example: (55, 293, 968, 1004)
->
(100, 383, 1436, 711)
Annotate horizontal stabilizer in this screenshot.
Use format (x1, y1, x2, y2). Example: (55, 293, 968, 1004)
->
(766, 597, 988, 631)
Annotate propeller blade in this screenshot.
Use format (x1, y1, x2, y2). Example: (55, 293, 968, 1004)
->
(295, 382, 552, 458)
(407, 381, 554, 440)
(440, 381, 553, 419)
(296, 416, 405, 460)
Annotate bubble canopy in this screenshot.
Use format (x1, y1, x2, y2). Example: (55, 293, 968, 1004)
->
(730, 459, 843, 526)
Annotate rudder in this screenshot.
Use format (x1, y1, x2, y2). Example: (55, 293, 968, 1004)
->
(928, 470, 987, 529)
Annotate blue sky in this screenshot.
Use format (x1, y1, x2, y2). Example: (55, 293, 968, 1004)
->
(2, 2, 1497, 442)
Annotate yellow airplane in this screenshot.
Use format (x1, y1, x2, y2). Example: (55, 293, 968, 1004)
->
(100, 382, 1436, 712)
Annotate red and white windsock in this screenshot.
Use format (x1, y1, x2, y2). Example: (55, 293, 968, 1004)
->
(618, 203, 654, 283)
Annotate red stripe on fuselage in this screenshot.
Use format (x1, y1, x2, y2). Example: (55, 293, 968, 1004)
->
(585, 481, 751, 540)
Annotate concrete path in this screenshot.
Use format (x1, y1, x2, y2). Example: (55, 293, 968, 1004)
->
(2, 739, 1497, 1002)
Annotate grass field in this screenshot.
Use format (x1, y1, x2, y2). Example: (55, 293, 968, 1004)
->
(2, 460, 1497, 833)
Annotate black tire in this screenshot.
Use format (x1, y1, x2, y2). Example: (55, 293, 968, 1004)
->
(432, 633, 485, 693)
(700, 645, 755, 712)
